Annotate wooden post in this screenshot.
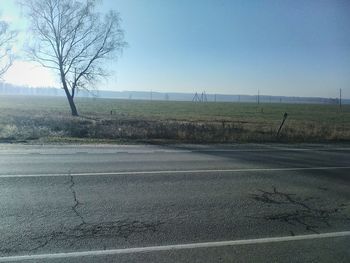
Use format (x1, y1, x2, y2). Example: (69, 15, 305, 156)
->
(277, 112, 288, 136)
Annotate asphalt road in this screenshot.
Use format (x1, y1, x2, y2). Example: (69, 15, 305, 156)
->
(0, 143, 349, 262)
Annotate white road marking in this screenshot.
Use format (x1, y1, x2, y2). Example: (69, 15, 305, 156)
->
(0, 147, 349, 155)
(196, 148, 350, 152)
(0, 166, 350, 178)
(0, 231, 349, 262)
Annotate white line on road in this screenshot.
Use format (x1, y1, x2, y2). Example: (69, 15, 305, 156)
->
(0, 166, 350, 178)
(0, 147, 350, 155)
(196, 148, 350, 152)
(1, 231, 349, 262)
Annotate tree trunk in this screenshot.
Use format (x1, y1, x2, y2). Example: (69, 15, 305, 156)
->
(66, 91, 79, 116)
(62, 84, 78, 116)
(60, 69, 79, 116)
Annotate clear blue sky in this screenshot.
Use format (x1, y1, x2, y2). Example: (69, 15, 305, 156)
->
(1, 0, 350, 98)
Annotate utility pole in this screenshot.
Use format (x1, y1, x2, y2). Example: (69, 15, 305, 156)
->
(214, 94, 217, 102)
(340, 88, 342, 110)
(257, 89, 260, 105)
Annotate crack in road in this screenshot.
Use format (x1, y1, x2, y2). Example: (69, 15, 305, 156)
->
(0, 175, 164, 254)
(29, 219, 163, 250)
(27, 175, 164, 252)
(26, 174, 88, 251)
(249, 187, 350, 234)
(69, 175, 86, 225)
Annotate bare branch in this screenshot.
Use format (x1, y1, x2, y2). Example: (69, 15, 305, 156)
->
(0, 20, 17, 78)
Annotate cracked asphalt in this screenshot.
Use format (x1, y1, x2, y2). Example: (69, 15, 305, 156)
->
(0, 143, 349, 262)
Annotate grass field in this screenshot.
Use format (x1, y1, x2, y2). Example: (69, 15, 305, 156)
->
(0, 95, 349, 143)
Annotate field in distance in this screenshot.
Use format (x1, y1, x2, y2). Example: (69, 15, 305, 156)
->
(0, 95, 349, 143)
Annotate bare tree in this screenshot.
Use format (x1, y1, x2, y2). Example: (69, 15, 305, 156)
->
(23, 0, 126, 116)
(0, 18, 16, 78)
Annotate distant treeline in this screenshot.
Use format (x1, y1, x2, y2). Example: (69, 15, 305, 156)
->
(0, 82, 348, 105)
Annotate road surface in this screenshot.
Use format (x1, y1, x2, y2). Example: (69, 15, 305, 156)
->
(0, 143, 349, 262)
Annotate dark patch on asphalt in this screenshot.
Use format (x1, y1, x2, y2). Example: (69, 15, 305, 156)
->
(249, 187, 350, 234)
(318, 186, 328, 191)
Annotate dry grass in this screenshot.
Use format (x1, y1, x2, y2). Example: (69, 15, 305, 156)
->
(0, 95, 349, 143)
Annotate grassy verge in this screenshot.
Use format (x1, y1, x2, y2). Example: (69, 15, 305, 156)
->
(0, 95, 349, 144)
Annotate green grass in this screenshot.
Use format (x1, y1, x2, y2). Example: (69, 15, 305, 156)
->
(0, 95, 349, 143)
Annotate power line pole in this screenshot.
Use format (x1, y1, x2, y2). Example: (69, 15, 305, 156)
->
(340, 88, 342, 110)
(257, 89, 260, 105)
(192, 92, 200, 102)
(202, 91, 207, 102)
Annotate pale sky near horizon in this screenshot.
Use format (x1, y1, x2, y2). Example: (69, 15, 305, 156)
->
(0, 0, 349, 98)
